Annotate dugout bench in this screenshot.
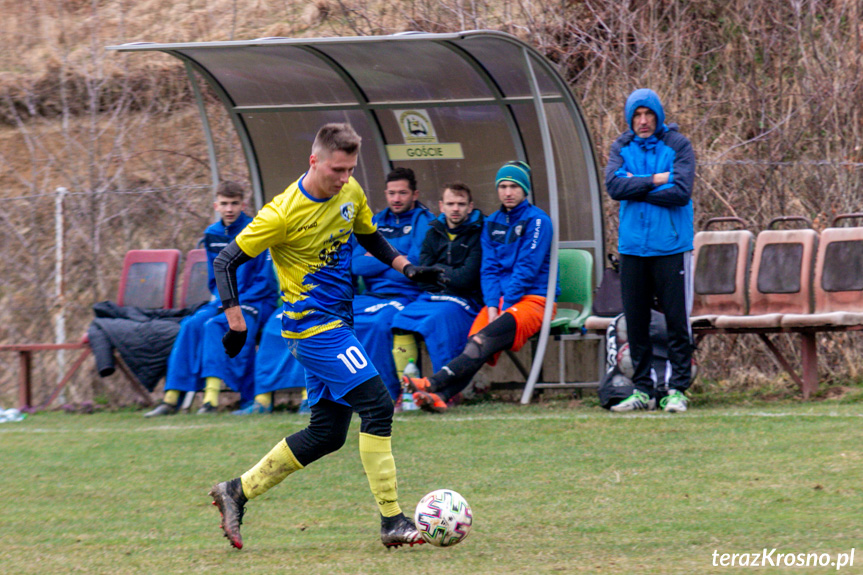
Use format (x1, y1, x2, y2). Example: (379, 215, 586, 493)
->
(583, 215, 863, 399)
(1, 248, 209, 410)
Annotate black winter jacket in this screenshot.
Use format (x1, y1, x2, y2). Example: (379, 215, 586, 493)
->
(418, 210, 484, 303)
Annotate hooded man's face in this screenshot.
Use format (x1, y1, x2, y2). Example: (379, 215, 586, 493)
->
(632, 106, 657, 138)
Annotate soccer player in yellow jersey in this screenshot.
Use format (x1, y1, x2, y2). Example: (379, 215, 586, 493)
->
(207, 123, 446, 550)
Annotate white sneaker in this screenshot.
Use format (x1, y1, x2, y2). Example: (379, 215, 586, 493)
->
(661, 389, 688, 413)
(610, 390, 655, 412)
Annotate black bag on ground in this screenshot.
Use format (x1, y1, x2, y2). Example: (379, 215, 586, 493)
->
(598, 311, 673, 409)
(597, 365, 635, 409)
(592, 254, 623, 317)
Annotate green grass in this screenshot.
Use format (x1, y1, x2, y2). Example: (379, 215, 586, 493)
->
(3, 402, 863, 574)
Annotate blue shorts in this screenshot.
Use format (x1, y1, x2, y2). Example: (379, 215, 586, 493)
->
(286, 326, 379, 407)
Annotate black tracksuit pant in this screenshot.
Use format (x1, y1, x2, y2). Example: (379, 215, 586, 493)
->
(620, 252, 693, 396)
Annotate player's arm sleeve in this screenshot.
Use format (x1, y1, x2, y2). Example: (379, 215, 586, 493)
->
(355, 230, 401, 267)
(237, 250, 278, 307)
(351, 235, 392, 277)
(214, 240, 254, 309)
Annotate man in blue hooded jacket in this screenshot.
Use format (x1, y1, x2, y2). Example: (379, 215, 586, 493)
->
(143, 181, 277, 416)
(350, 167, 434, 400)
(605, 88, 696, 413)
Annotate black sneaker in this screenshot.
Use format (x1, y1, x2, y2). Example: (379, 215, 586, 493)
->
(197, 402, 217, 415)
(209, 478, 247, 549)
(380, 513, 424, 548)
(143, 402, 177, 418)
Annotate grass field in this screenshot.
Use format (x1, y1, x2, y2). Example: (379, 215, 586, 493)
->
(3, 400, 863, 575)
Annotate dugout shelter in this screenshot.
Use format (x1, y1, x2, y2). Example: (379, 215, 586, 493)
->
(108, 30, 605, 403)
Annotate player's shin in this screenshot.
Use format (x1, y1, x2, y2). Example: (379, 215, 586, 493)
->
(240, 439, 304, 499)
(358, 432, 401, 517)
(392, 332, 418, 380)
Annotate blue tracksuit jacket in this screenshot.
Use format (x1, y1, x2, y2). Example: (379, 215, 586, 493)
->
(481, 199, 558, 311)
(605, 89, 696, 257)
(204, 212, 276, 309)
(350, 202, 434, 297)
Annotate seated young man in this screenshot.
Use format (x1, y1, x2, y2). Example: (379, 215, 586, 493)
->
(403, 161, 558, 412)
(144, 181, 277, 417)
(390, 182, 483, 386)
(350, 167, 434, 400)
(235, 308, 310, 415)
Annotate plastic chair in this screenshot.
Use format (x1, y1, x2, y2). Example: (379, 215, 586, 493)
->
(691, 217, 754, 326)
(178, 249, 211, 309)
(550, 248, 594, 332)
(782, 213, 863, 326)
(714, 216, 817, 330)
(117, 249, 182, 309)
(519, 249, 603, 401)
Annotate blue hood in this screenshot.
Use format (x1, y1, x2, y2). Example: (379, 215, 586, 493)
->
(625, 88, 666, 136)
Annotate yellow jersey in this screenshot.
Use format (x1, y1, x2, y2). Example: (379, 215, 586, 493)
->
(236, 174, 376, 339)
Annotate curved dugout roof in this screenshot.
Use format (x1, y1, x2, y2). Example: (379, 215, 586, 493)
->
(109, 30, 605, 402)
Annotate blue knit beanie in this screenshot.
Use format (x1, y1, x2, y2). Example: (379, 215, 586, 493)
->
(495, 161, 532, 195)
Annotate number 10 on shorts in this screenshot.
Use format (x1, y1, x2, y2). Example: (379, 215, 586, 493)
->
(337, 346, 369, 374)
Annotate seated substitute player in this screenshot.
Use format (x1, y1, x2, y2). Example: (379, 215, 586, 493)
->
(390, 182, 484, 384)
(236, 307, 311, 415)
(350, 167, 434, 400)
(208, 123, 446, 550)
(144, 181, 277, 417)
(404, 161, 558, 413)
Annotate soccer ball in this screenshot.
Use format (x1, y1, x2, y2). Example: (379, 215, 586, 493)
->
(414, 489, 473, 547)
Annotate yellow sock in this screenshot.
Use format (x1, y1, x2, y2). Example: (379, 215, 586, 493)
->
(203, 377, 221, 407)
(240, 439, 304, 500)
(255, 393, 272, 408)
(392, 333, 418, 380)
(164, 390, 181, 406)
(301, 388, 308, 400)
(359, 432, 401, 517)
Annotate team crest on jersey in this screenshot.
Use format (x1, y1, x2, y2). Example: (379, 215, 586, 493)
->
(403, 225, 412, 234)
(514, 224, 524, 236)
(340, 202, 355, 222)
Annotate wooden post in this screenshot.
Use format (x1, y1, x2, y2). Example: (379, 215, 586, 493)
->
(800, 332, 818, 399)
(18, 350, 32, 410)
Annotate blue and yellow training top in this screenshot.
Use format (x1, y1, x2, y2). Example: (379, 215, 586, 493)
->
(236, 174, 376, 339)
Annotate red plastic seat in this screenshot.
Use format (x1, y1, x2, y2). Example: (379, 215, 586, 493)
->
(178, 248, 211, 309)
(117, 249, 181, 309)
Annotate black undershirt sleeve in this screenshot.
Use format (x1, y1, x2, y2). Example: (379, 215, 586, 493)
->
(213, 240, 253, 309)
(355, 230, 401, 267)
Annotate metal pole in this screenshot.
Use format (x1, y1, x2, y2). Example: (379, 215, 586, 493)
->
(55, 187, 68, 400)
(520, 50, 560, 404)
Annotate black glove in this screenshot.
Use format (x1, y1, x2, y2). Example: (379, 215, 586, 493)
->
(222, 329, 247, 358)
(403, 264, 449, 287)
